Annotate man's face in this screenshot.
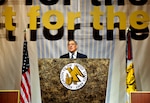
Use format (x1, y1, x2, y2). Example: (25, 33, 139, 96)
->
(68, 40, 77, 53)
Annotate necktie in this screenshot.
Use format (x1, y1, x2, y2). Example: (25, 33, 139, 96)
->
(71, 53, 74, 59)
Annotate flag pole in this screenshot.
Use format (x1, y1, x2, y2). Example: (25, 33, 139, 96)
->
(20, 29, 31, 103)
(24, 29, 27, 41)
(126, 27, 137, 103)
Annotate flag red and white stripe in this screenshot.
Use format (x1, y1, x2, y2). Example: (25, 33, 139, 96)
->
(20, 41, 31, 103)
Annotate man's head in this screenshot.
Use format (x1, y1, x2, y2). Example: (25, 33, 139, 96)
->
(67, 40, 78, 53)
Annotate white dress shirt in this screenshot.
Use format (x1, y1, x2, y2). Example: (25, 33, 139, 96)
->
(69, 51, 77, 59)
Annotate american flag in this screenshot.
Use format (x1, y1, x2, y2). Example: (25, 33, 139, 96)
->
(20, 41, 31, 103)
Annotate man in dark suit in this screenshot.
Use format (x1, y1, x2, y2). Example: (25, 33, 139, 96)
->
(60, 40, 87, 58)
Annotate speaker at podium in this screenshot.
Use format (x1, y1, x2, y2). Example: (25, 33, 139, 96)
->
(38, 58, 110, 103)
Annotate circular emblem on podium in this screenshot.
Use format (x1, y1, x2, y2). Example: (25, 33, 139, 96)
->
(60, 63, 87, 90)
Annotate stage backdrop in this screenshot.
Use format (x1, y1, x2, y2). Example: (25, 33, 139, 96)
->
(0, 0, 150, 103)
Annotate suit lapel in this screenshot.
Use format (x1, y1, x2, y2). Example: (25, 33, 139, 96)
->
(67, 53, 70, 58)
(77, 52, 79, 58)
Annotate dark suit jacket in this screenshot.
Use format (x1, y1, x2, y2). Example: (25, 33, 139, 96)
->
(60, 52, 87, 58)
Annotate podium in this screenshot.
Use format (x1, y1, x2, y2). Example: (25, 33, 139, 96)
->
(130, 91, 150, 103)
(38, 59, 109, 103)
(0, 90, 20, 103)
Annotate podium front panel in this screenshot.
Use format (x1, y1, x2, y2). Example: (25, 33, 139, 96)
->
(130, 91, 150, 103)
(38, 59, 109, 103)
(0, 90, 19, 103)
